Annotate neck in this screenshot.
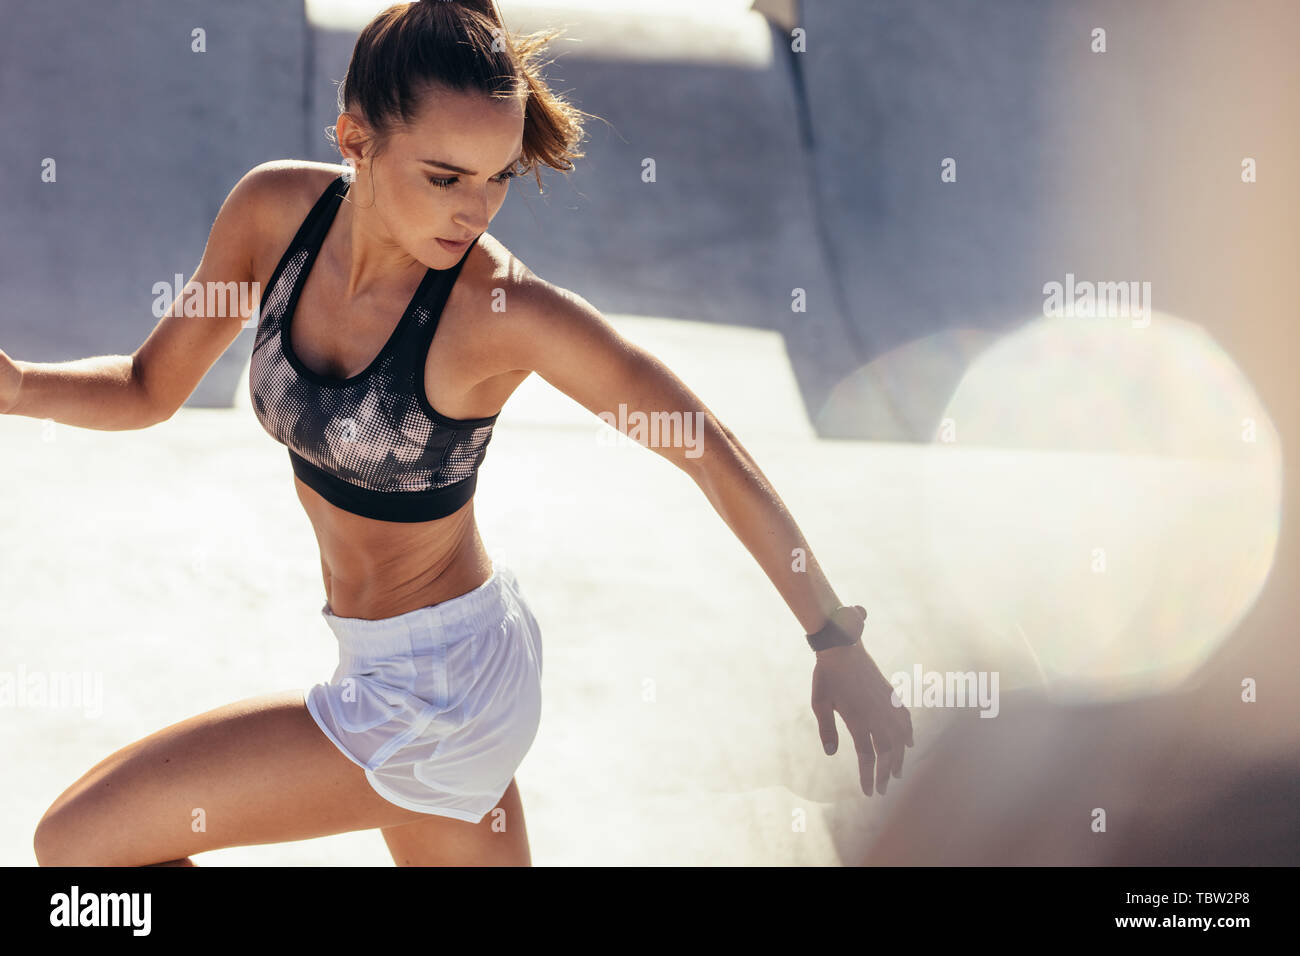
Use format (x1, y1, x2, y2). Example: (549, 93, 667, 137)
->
(334, 184, 425, 302)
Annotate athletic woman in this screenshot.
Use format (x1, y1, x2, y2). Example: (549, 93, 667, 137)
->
(1, 0, 912, 867)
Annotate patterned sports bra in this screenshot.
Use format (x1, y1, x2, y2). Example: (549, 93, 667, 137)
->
(248, 174, 497, 523)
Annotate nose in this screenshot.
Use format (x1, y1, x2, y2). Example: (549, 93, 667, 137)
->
(453, 188, 492, 235)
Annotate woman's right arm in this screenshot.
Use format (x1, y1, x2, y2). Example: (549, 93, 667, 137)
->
(0, 164, 276, 428)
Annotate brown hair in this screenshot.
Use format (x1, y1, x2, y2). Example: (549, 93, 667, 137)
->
(328, 0, 593, 192)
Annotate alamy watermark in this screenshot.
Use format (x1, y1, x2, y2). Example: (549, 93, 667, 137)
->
(890, 665, 999, 718)
(0, 665, 103, 718)
(1043, 272, 1151, 328)
(151, 275, 261, 326)
(596, 402, 705, 458)
(49, 886, 150, 936)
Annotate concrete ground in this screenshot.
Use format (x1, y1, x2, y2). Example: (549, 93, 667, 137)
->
(2, 312, 1293, 865)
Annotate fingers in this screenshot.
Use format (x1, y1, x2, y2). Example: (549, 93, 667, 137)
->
(888, 685, 916, 749)
(855, 717, 910, 796)
(811, 695, 838, 756)
(886, 701, 911, 780)
(860, 728, 907, 795)
(875, 732, 895, 794)
(855, 741, 877, 797)
(846, 718, 888, 796)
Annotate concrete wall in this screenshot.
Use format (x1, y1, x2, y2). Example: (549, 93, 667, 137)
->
(1, 0, 306, 405)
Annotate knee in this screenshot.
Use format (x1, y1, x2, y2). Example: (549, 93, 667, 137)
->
(34, 801, 113, 867)
(33, 808, 76, 867)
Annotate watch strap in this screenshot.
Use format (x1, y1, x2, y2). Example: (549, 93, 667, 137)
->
(806, 607, 861, 651)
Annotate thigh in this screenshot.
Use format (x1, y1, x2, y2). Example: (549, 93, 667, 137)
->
(34, 689, 429, 866)
(381, 776, 532, 866)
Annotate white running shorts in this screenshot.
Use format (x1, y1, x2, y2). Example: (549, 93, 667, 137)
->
(304, 561, 543, 824)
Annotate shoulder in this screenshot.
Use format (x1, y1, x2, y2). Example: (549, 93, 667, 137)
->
(228, 160, 346, 281)
(465, 233, 601, 322)
(231, 160, 344, 232)
(464, 234, 604, 333)
(460, 235, 629, 377)
(450, 243, 709, 439)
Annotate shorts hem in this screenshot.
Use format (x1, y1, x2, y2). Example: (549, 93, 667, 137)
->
(305, 686, 507, 825)
(363, 770, 496, 824)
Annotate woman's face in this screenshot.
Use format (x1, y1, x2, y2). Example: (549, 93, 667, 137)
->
(347, 86, 526, 265)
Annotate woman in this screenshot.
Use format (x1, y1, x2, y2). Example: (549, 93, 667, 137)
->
(1, 0, 911, 866)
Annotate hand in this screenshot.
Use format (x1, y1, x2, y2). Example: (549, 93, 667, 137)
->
(810, 605, 914, 796)
(0, 348, 20, 414)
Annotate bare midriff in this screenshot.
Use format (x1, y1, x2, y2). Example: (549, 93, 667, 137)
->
(296, 479, 495, 620)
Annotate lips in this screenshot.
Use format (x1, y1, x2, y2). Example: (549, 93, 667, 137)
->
(435, 236, 472, 253)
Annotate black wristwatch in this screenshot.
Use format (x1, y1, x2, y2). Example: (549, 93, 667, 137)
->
(806, 606, 862, 652)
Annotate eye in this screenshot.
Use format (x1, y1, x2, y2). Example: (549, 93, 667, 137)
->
(428, 169, 517, 190)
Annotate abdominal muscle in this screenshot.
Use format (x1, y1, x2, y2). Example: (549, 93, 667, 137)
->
(295, 479, 495, 621)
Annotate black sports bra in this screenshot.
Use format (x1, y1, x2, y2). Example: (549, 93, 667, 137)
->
(248, 174, 498, 523)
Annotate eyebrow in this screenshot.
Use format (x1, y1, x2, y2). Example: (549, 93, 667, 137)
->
(418, 152, 523, 176)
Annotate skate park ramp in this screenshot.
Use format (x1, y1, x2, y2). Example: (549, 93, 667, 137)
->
(2, 0, 1298, 866)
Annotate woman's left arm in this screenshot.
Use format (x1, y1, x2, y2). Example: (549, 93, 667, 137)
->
(499, 278, 914, 795)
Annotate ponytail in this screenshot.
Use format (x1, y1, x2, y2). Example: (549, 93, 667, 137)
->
(329, 0, 594, 192)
